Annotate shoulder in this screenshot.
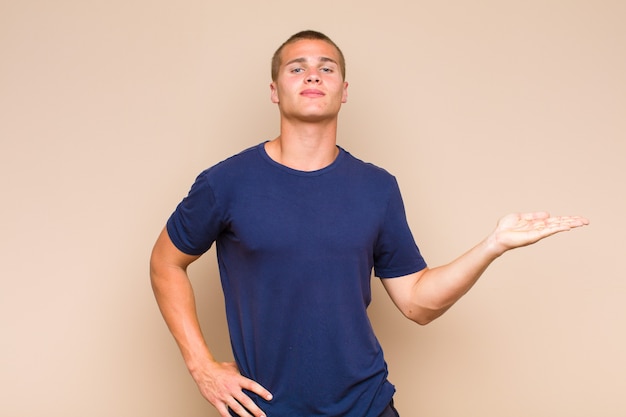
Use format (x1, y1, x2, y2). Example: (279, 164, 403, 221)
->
(341, 148, 393, 175)
(212, 143, 263, 170)
(198, 143, 265, 181)
(339, 148, 399, 187)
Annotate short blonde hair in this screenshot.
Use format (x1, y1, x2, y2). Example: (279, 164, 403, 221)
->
(271, 30, 346, 82)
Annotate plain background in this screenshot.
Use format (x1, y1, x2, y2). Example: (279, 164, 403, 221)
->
(1, 1, 624, 416)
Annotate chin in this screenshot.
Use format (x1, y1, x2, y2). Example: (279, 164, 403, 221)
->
(284, 108, 342, 123)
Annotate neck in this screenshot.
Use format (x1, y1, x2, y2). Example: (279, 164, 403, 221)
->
(265, 118, 339, 171)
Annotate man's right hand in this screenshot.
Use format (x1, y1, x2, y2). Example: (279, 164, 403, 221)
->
(191, 360, 273, 417)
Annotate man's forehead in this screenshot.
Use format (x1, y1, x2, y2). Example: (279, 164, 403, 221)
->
(284, 56, 339, 67)
(280, 39, 341, 64)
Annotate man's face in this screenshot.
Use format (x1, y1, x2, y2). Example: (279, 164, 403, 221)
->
(270, 39, 348, 123)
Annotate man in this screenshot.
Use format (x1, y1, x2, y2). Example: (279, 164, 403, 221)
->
(150, 30, 588, 417)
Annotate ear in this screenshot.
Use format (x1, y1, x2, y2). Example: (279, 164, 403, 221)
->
(341, 81, 349, 103)
(270, 82, 279, 104)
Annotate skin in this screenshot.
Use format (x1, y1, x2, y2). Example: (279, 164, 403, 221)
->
(150, 38, 589, 417)
(266, 39, 348, 171)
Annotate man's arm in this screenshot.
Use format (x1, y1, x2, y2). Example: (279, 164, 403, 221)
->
(382, 212, 589, 325)
(150, 227, 273, 417)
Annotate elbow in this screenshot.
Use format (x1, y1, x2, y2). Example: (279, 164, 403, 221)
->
(403, 305, 449, 326)
(411, 313, 439, 326)
(403, 310, 434, 326)
(414, 315, 435, 326)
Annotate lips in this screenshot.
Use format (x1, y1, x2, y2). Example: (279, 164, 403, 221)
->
(300, 89, 325, 97)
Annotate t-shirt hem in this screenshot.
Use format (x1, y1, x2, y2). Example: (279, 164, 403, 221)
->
(376, 262, 427, 279)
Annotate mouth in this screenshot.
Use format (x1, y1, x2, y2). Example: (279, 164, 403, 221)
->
(300, 89, 325, 98)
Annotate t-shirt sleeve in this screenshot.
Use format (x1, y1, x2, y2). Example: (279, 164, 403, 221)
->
(373, 177, 427, 278)
(166, 170, 225, 256)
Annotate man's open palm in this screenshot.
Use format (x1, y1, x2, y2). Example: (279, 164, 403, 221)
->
(493, 212, 589, 254)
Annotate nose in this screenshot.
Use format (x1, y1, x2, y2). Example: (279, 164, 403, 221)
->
(305, 72, 321, 84)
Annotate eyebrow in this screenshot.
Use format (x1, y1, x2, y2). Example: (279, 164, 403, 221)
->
(284, 56, 338, 67)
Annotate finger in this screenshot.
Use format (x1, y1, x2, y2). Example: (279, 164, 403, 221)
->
(546, 216, 589, 229)
(215, 402, 236, 417)
(241, 378, 273, 402)
(232, 391, 268, 417)
(225, 397, 255, 417)
(537, 218, 584, 237)
(222, 361, 271, 399)
(562, 215, 590, 226)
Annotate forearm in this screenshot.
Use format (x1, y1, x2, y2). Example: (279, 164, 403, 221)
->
(150, 262, 216, 373)
(409, 234, 503, 323)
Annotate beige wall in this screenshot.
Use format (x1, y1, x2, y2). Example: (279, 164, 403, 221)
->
(1, 1, 624, 416)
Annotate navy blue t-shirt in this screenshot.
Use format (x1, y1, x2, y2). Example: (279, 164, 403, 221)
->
(167, 143, 427, 417)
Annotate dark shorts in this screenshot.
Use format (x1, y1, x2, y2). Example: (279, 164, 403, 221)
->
(378, 399, 400, 417)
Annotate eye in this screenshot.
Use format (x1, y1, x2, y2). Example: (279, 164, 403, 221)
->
(320, 67, 333, 73)
(291, 67, 304, 73)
